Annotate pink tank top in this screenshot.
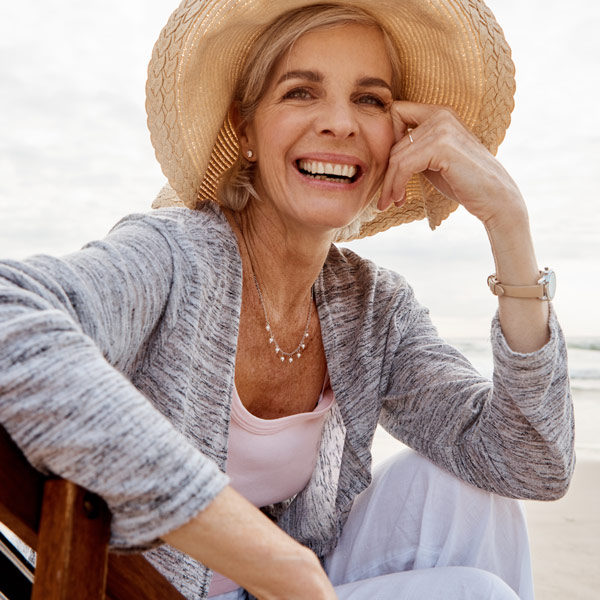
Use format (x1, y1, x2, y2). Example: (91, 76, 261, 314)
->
(207, 376, 335, 597)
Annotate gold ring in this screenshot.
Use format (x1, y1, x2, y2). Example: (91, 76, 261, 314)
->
(407, 128, 414, 144)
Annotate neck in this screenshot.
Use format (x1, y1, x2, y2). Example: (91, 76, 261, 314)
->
(226, 200, 334, 314)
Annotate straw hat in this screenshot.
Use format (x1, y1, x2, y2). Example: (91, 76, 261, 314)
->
(146, 0, 515, 240)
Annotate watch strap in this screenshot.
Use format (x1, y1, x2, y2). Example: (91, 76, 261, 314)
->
(488, 268, 555, 300)
(487, 276, 545, 298)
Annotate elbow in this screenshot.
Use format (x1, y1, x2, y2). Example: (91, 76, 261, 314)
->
(526, 448, 575, 501)
(524, 409, 576, 501)
(550, 452, 576, 500)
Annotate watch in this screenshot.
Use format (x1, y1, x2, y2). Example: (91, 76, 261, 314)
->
(487, 267, 556, 301)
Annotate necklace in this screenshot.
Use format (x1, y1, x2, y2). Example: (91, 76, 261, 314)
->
(252, 273, 313, 364)
(232, 210, 313, 364)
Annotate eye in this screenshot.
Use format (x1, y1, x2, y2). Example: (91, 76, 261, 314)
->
(282, 87, 314, 101)
(356, 94, 386, 108)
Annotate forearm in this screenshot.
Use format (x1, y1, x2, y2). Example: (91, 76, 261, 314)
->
(485, 198, 549, 353)
(381, 274, 573, 499)
(163, 486, 336, 600)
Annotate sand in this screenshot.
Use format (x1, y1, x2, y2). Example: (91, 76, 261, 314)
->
(524, 458, 599, 599)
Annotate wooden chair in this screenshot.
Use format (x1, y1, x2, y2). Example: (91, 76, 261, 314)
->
(0, 425, 187, 600)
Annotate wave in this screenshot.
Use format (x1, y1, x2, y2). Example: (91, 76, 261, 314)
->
(568, 339, 600, 352)
(571, 380, 600, 393)
(570, 369, 600, 379)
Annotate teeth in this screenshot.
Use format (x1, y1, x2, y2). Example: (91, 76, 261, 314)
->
(298, 160, 358, 179)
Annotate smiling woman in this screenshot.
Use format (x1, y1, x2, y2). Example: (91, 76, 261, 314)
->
(0, 1, 574, 600)
(216, 5, 402, 241)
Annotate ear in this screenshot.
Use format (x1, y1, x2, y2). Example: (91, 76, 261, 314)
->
(229, 102, 257, 161)
(229, 103, 250, 147)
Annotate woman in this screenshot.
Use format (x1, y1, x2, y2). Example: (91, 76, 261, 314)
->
(0, 1, 573, 599)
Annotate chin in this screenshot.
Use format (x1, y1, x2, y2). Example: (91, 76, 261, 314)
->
(294, 204, 366, 235)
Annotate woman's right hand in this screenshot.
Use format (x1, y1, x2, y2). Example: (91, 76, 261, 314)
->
(163, 485, 337, 599)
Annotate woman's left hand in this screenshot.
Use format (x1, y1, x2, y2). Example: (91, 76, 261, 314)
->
(378, 101, 525, 230)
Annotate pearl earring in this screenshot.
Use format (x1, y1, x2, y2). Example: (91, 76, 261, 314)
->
(246, 149, 254, 159)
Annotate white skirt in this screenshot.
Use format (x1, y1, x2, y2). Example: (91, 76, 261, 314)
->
(215, 449, 533, 599)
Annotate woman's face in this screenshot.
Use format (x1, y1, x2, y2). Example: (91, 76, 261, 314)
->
(241, 24, 396, 236)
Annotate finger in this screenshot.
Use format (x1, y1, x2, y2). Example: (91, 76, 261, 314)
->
(391, 101, 454, 128)
(389, 122, 419, 156)
(390, 109, 408, 142)
(380, 108, 466, 210)
(379, 158, 406, 210)
(379, 157, 397, 209)
(380, 128, 438, 210)
(380, 123, 423, 209)
(394, 196, 406, 209)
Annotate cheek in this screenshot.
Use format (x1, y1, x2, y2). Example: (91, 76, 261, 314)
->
(368, 119, 395, 173)
(253, 112, 307, 182)
(252, 107, 303, 150)
(379, 117, 396, 153)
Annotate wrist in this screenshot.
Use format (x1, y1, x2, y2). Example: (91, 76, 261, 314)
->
(251, 547, 331, 600)
(484, 198, 529, 242)
(483, 205, 540, 282)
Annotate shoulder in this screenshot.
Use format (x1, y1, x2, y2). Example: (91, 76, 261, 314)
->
(321, 244, 413, 304)
(110, 202, 232, 243)
(318, 245, 422, 335)
(106, 202, 239, 268)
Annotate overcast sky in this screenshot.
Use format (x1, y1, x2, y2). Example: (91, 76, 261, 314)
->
(0, 0, 598, 339)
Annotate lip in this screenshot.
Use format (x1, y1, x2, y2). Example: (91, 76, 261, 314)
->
(291, 152, 368, 189)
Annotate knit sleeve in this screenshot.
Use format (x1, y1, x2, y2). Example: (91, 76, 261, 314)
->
(0, 213, 228, 549)
(378, 282, 574, 501)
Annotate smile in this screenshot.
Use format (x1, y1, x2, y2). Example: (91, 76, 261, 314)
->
(297, 159, 360, 184)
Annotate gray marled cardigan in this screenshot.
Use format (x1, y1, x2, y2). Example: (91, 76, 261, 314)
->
(0, 203, 574, 599)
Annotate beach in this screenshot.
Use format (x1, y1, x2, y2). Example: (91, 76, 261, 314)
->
(525, 459, 599, 599)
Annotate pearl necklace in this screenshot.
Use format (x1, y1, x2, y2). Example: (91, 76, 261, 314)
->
(252, 273, 313, 364)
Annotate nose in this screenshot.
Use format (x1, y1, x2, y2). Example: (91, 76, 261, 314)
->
(315, 98, 358, 139)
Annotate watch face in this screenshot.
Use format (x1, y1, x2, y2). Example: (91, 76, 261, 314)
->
(541, 269, 557, 300)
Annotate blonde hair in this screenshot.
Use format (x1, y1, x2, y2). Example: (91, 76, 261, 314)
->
(217, 3, 403, 241)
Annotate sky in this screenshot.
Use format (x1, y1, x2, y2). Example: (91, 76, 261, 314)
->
(0, 0, 598, 339)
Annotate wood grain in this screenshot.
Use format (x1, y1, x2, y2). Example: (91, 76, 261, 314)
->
(32, 479, 110, 600)
(0, 425, 44, 549)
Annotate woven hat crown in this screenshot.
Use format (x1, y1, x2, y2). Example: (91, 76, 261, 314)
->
(146, 0, 515, 240)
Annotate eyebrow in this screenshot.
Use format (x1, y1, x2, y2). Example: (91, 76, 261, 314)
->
(357, 77, 393, 94)
(276, 70, 392, 94)
(276, 70, 323, 85)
